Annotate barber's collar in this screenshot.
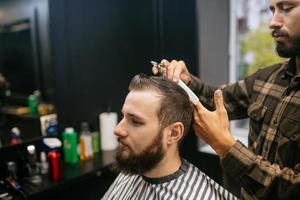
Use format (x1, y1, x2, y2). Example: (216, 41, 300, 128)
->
(281, 57, 297, 79)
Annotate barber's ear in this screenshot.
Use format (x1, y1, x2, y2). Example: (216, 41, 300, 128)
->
(166, 122, 184, 145)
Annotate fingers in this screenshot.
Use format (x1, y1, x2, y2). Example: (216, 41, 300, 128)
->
(167, 60, 177, 81)
(160, 59, 170, 66)
(154, 59, 189, 83)
(173, 61, 183, 82)
(194, 101, 206, 113)
(152, 66, 159, 75)
(214, 90, 226, 113)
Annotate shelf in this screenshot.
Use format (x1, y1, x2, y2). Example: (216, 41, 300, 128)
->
(24, 150, 116, 198)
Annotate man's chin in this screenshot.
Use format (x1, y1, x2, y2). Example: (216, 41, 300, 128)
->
(116, 148, 130, 160)
(276, 43, 295, 58)
(275, 38, 300, 58)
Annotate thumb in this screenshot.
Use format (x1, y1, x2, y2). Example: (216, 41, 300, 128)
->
(214, 90, 226, 112)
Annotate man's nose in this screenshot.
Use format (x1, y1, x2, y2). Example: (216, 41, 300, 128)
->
(113, 119, 127, 137)
(269, 11, 283, 30)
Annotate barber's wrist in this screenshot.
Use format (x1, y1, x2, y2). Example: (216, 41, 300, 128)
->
(213, 135, 236, 157)
(187, 75, 192, 85)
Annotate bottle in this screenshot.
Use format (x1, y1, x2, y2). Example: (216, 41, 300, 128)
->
(92, 131, 100, 153)
(62, 127, 79, 163)
(28, 94, 38, 114)
(48, 150, 62, 182)
(43, 138, 62, 182)
(7, 161, 17, 180)
(11, 127, 21, 145)
(79, 122, 94, 160)
(46, 119, 59, 137)
(40, 152, 49, 175)
(26, 145, 42, 184)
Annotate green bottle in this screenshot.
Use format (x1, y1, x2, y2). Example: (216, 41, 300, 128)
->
(92, 131, 100, 153)
(63, 127, 79, 163)
(28, 94, 38, 114)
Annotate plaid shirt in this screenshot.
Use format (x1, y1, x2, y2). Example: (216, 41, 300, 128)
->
(189, 58, 300, 200)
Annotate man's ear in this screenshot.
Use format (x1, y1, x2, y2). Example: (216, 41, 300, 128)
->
(166, 122, 184, 145)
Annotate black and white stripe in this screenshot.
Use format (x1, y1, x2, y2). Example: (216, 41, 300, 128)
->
(102, 159, 238, 200)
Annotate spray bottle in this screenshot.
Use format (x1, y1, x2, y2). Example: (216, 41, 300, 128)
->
(43, 138, 62, 182)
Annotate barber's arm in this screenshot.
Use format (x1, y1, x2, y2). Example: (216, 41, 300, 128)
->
(193, 90, 300, 199)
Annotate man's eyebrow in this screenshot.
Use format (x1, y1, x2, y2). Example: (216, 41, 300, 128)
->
(273, 0, 296, 7)
(269, 1, 294, 11)
(127, 112, 145, 121)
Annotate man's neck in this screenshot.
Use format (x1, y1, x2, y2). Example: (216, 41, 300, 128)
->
(143, 150, 181, 178)
(296, 57, 300, 75)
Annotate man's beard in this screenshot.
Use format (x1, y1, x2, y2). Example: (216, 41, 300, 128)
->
(115, 130, 164, 175)
(273, 30, 300, 58)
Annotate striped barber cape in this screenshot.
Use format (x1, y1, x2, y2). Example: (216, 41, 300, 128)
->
(102, 159, 238, 200)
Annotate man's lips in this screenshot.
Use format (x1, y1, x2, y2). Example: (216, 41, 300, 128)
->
(119, 142, 127, 147)
(118, 139, 129, 148)
(272, 30, 288, 41)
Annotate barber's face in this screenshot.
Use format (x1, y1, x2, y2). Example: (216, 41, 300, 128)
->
(269, 0, 300, 57)
(114, 90, 166, 174)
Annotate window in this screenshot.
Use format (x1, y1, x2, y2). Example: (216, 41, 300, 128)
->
(229, 0, 285, 145)
(197, 0, 285, 154)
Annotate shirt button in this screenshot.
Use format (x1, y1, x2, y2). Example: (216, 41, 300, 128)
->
(273, 120, 277, 125)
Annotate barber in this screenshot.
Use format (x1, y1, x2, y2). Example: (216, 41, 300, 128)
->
(152, 0, 300, 199)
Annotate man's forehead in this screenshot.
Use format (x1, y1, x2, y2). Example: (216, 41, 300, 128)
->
(126, 90, 162, 103)
(122, 90, 162, 116)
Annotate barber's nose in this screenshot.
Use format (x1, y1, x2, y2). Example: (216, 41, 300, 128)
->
(113, 119, 128, 137)
(269, 11, 283, 30)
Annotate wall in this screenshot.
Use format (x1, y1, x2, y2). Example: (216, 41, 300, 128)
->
(196, 0, 230, 86)
(49, 0, 198, 131)
(48, 0, 228, 186)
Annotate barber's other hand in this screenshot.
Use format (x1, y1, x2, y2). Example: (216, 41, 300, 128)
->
(193, 90, 235, 157)
(152, 59, 192, 85)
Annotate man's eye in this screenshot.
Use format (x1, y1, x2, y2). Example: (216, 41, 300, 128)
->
(132, 119, 142, 126)
(280, 4, 294, 12)
(132, 120, 140, 124)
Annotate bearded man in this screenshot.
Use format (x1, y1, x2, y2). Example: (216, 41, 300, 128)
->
(102, 74, 237, 200)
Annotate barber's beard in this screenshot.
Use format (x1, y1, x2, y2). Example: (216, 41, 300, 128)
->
(274, 33, 300, 58)
(115, 130, 164, 175)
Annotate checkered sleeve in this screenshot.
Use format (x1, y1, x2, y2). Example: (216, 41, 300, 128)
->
(221, 140, 300, 199)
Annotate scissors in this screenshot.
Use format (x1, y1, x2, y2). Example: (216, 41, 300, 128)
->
(150, 61, 199, 105)
(150, 61, 166, 74)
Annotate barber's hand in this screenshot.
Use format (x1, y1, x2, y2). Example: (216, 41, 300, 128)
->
(193, 90, 236, 157)
(152, 59, 192, 84)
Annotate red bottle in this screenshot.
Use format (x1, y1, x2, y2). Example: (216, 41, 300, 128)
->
(48, 150, 62, 181)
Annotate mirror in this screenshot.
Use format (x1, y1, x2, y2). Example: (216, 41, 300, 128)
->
(0, 0, 54, 148)
(0, 19, 37, 102)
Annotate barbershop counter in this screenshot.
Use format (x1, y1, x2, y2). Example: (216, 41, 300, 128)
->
(1, 150, 118, 200)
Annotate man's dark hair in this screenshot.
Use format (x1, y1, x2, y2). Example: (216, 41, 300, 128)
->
(128, 73, 193, 138)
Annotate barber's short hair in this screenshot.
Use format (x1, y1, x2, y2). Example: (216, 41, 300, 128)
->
(128, 74, 193, 138)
